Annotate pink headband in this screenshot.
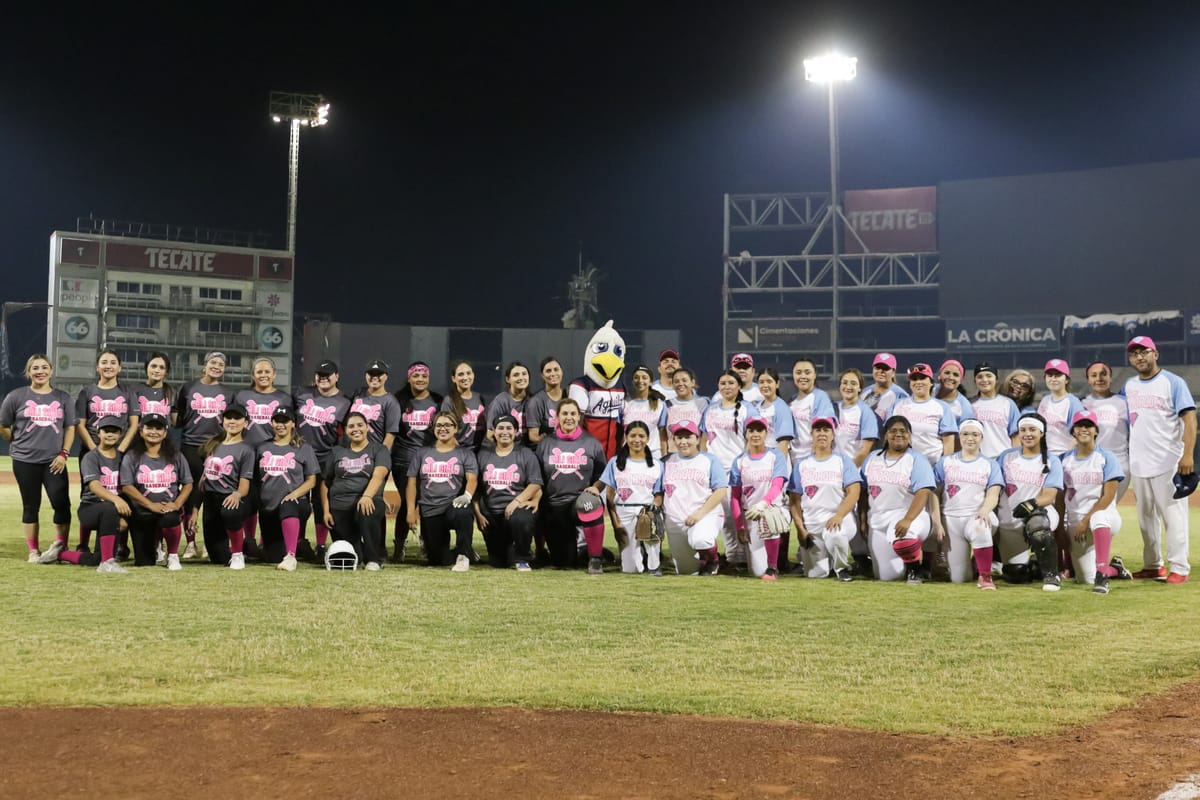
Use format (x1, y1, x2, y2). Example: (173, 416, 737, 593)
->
(939, 359, 964, 377)
(407, 364, 430, 378)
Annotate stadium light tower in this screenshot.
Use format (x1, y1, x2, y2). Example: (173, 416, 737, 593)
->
(268, 91, 330, 254)
(803, 52, 856, 376)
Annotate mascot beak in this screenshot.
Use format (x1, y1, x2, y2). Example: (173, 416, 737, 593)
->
(592, 352, 624, 382)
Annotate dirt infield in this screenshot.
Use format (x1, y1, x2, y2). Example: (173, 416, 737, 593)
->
(3, 680, 1200, 799)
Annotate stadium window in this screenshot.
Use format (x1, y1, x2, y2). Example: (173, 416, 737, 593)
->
(219, 288, 243, 301)
(199, 287, 218, 300)
(115, 313, 158, 329)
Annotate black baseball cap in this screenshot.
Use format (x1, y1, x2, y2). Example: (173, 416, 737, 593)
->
(366, 359, 390, 375)
(271, 407, 296, 422)
(141, 413, 169, 428)
(315, 360, 338, 376)
(95, 416, 125, 431)
(973, 362, 999, 378)
(222, 404, 247, 419)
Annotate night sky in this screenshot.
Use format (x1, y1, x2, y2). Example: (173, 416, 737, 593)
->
(4, 2, 1200, 373)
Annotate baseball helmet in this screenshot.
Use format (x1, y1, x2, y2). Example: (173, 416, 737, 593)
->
(324, 540, 359, 571)
(891, 536, 922, 563)
(574, 492, 605, 524)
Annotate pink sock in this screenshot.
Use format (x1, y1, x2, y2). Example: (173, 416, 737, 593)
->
(315, 523, 329, 547)
(162, 525, 182, 555)
(228, 529, 245, 554)
(100, 534, 115, 563)
(281, 517, 300, 556)
(243, 513, 258, 544)
(79, 528, 93, 549)
(1093, 527, 1116, 577)
(764, 538, 780, 570)
(182, 509, 196, 542)
(26, 537, 39, 551)
(582, 522, 605, 557)
(973, 545, 994, 579)
(58, 551, 83, 564)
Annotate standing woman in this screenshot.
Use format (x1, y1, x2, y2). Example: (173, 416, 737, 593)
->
(535, 398, 608, 572)
(134, 352, 174, 420)
(786, 358, 836, 570)
(892, 364, 957, 465)
(174, 351, 232, 554)
(406, 410, 479, 571)
(833, 368, 879, 467)
(861, 352, 909, 423)
(349, 359, 402, 449)
(293, 361, 352, 561)
(1060, 411, 1125, 593)
(525, 356, 564, 447)
(789, 417, 861, 582)
(933, 418, 1003, 588)
(1038, 359, 1084, 457)
(935, 359, 976, 423)
(994, 413, 1064, 591)
(486, 361, 532, 446)
(255, 407, 319, 571)
(322, 411, 392, 571)
(120, 413, 192, 569)
(75, 350, 138, 462)
(0, 355, 77, 562)
(600, 420, 665, 575)
(620, 365, 669, 458)
(859, 416, 936, 584)
(393, 361, 442, 562)
(661, 421, 728, 575)
(1082, 361, 1130, 503)
(731, 415, 792, 580)
(754, 367, 796, 459)
(442, 360, 488, 451)
(702, 370, 750, 567)
(197, 406, 255, 569)
(664, 368, 708, 453)
(1004, 369, 1038, 415)
(474, 415, 543, 570)
(970, 362, 1020, 459)
(235, 356, 294, 552)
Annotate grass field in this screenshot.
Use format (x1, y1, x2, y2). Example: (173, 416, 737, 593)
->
(2, 459, 1198, 736)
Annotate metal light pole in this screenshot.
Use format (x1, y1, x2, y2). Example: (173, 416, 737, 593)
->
(268, 92, 330, 254)
(804, 54, 856, 377)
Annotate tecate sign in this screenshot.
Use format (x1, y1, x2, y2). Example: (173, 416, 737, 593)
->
(945, 317, 1061, 352)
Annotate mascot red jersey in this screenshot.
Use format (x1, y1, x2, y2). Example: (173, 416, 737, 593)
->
(568, 320, 626, 459)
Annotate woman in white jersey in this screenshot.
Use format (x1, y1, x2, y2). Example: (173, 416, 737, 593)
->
(661, 421, 728, 576)
(1038, 358, 1084, 578)
(994, 413, 1065, 591)
(789, 416, 860, 582)
(665, 368, 708, 454)
(753, 368, 795, 458)
(1081, 361, 1130, 502)
(892, 363, 957, 465)
(969, 362, 1019, 459)
(600, 420, 665, 575)
(859, 415, 936, 584)
(620, 366, 669, 458)
(935, 359, 976, 423)
(701, 370, 750, 568)
(730, 415, 791, 580)
(1004, 369, 1038, 415)
(1060, 410, 1125, 594)
(933, 418, 1002, 589)
(834, 368, 878, 467)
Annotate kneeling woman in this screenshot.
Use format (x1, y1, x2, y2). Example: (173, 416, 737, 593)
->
(406, 410, 480, 571)
(732, 415, 793, 580)
(76, 419, 132, 572)
(256, 408, 320, 572)
(198, 405, 256, 569)
(1060, 410, 1124, 594)
(789, 416, 861, 582)
(535, 398, 608, 571)
(662, 421, 728, 575)
(994, 413, 1064, 591)
(120, 413, 192, 569)
(475, 415, 543, 569)
(933, 418, 1003, 589)
(322, 411, 392, 571)
(600, 421, 665, 575)
(860, 415, 936, 583)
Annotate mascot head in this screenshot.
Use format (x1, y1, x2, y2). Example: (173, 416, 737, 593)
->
(584, 320, 625, 387)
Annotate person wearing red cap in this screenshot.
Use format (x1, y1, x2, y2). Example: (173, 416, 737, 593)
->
(1123, 336, 1196, 583)
(661, 420, 728, 575)
(718, 353, 763, 405)
(652, 349, 680, 403)
(861, 352, 909, 424)
(1061, 411, 1126, 593)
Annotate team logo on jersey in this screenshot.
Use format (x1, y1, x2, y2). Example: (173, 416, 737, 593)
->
(137, 464, 178, 493)
(662, 484, 676, 497)
(422, 456, 461, 487)
(1067, 487, 1076, 501)
(617, 487, 633, 501)
(548, 447, 588, 479)
(404, 407, 436, 431)
(99, 466, 119, 492)
(22, 400, 63, 432)
(338, 453, 373, 475)
(804, 485, 818, 499)
(204, 456, 235, 480)
(190, 393, 227, 420)
(89, 395, 128, 418)
(245, 399, 280, 425)
(946, 484, 960, 498)
(350, 398, 381, 421)
(1005, 482, 1017, 497)
(259, 451, 297, 482)
(1129, 412, 1138, 426)
(869, 485, 881, 499)
(298, 398, 339, 428)
(138, 396, 171, 416)
(483, 463, 520, 490)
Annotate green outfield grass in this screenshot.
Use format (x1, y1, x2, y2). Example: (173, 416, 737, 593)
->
(1, 459, 1197, 736)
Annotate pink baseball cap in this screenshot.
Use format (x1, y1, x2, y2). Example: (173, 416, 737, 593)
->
(744, 415, 769, 430)
(810, 416, 838, 430)
(730, 352, 754, 368)
(1044, 358, 1070, 375)
(907, 363, 934, 380)
(669, 420, 700, 437)
(1070, 410, 1099, 429)
(872, 352, 898, 370)
(1126, 336, 1157, 353)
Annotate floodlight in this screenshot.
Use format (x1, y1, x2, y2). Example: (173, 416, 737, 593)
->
(804, 54, 857, 83)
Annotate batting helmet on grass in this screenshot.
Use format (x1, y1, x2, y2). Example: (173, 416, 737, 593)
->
(892, 537, 922, 563)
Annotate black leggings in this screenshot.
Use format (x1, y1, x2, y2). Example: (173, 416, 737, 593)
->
(129, 508, 182, 566)
(420, 506, 474, 566)
(539, 502, 582, 568)
(78, 501, 123, 537)
(202, 491, 254, 565)
(12, 459, 71, 525)
(391, 465, 409, 554)
(481, 507, 536, 567)
(330, 503, 386, 565)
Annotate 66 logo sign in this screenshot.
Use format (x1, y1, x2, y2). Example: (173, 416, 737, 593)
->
(62, 315, 95, 343)
(259, 326, 285, 350)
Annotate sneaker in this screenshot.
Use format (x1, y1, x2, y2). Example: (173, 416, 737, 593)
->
(1042, 573, 1061, 592)
(96, 558, 128, 574)
(648, 568, 663, 577)
(1131, 566, 1166, 579)
(155, 542, 167, 566)
(835, 568, 854, 583)
(467, 548, 483, 565)
(167, 554, 182, 571)
(115, 545, 130, 562)
(181, 541, 198, 560)
(27, 550, 41, 563)
(365, 561, 381, 572)
(38, 540, 66, 564)
(315, 544, 327, 563)
(761, 568, 778, 582)
(977, 575, 997, 591)
(276, 554, 297, 572)
(515, 561, 532, 572)
(242, 538, 264, 559)
(906, 566, 923, 585)
(699, 559, 720, 576)
(1166, 572, 1190, 584)
(451, 554, 470, 573)
(1109, 556, 1133, 580)
(229, 553, 245, 570)
(587, 556, 604, 575)
(1093, 573, 1110, 594)
(296, 538, 316, 563)
(991, 560, 1004, 577)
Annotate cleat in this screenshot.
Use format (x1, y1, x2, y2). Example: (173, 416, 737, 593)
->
(1166, 572, 1189, 584)
(906, 566, 923, 585)
(977, 575, 997, 591)
(648, 567, 663, 577)
(835, 568, 854, 583)
(96, 558, 128, 574)
(276, 554, 297, 572)
(38, 540, 66, 564)
(315, 544, 327, 563)
(155, 542, 167, 566)
(115, 545, 131, 562)
(1109, 556, 1133, 580)
(587, 556, 604, 575)
(28, 550, 42, 563)
(699, 559, 720, 576)
(514, 561, 531, 572)
(761, 568, 778, 582)
(364, 561, 381, 572)
(1042, 573, 1061, 592)
(229, 553, 245, 570)
(166, 554, 182, 571)
(1131, 566, 1166, 579)
(1093, 573, 1110, 594)
(991, 560, 1004, 577)
(242, 538, 264, 560)
(181, 542, 198, 560)
(451, 554, 470, 573)
(295, 538, 316, 563)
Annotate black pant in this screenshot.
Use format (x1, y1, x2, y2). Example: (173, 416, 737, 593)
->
(330, 503, 386, 565)
(391, 465, 409, 556)
(13, 458, 71, 525)
(258, 499, 311, 564)
(539, 502, 581, 568)
(78, 501, 122, 538)
(481, 506, 536, 567)
(202, 491, 253, 565)
(129, 508, 182, 566)
(180, 445, 206, 512)
(420, 506, 473, 566)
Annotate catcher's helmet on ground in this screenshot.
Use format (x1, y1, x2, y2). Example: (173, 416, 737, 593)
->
(574, 492, 605, 524)
(325, 540, 359, 571)
(892, 537, 922, 563)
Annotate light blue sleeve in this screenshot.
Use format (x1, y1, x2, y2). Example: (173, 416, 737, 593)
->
(788, 460, 803, 493)
(708, 454, 730, 489)
(1067, 395, 1085, 421)
(1167, 372, 1198, 414)
(892, 385, 911, 400)
(772, 451, 791, 481)
(656, 405, 668, 428)
(813, 390, 836, 418)
(909, 453, 936, 491)
(698, 407, 709, 435)
(1100, 449, 1125, 483)
(956, 395, 976, 420)
(729, 455, 744, 487)
(840, 454, 861, 487)
(773, 398, 797, 440)
(987, 458, 1004, 488)
(653, 464, 664, 494)
(858, 403, 879, 440)
(938, 401, 959, 435)
(859, 452, 873, 484)
(1006, 398, 1020, 435)
(933, 456, 947, 485)
(1044, 454, 1065, 490)
(599, 457, 619, 490)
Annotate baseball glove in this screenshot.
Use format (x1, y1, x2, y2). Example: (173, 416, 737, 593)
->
(1012, 499, 1041, 520)
(756, 504, 793, 536)
(635, 504, 665, 542)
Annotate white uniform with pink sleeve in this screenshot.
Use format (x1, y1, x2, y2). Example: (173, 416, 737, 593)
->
(1061, 446, 1124, 583)
(790, 453, 860, 578)
(661, 451, 727, 575)
(860, 449, 934, 581)
(730, 449, 789, 577)
(934, 452, 1003, 583)
(701, 400, 750, 564)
